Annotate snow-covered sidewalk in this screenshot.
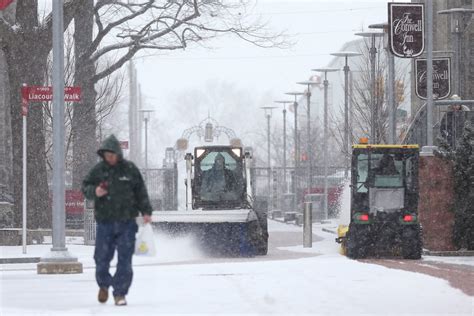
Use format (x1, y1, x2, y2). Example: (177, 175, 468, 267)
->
(1, 220, 473, 315)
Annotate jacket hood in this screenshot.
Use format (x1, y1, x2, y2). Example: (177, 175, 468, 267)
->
(97, 134, 123, 160)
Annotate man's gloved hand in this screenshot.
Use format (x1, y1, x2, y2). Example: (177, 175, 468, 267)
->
(143, 214, 152, 224)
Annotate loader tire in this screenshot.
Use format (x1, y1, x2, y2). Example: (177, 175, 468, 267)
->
(253, 205, 268, 256)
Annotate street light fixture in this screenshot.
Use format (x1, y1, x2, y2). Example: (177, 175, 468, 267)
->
(369, 22, 396, 144)
(285, 91, 305, 211)
(354, 31, 384, 144)
(139, 109, 154, 180)
(330, 51, 361, 177)
(438, 8, 474, 98)
(260, 106, 277, 206)
(297, 79, 320, 199)
(312, 68, 339, 220)
(274, 100, 293, 194)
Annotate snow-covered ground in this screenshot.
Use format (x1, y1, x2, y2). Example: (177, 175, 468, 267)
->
(1, 220, 473, 316)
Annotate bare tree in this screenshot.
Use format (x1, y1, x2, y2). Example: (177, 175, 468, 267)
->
(71, 0, 289, 189)
(330, 38, 408, 158)
(43, 30, 124, 181)
(0, 1, 81, 228)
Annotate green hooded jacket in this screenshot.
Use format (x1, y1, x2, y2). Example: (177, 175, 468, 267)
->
(82, 135, 153, 221)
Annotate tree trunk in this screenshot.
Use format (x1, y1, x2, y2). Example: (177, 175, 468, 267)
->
(72, 0, 97, 189)
(5, 0, 51, 228)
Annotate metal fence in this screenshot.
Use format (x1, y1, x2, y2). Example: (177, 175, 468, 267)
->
(403, 102, 474, 149)
(250, 165, 346, 214)
(142, 165, 178, 211)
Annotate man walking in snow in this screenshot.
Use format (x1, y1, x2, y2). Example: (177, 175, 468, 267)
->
(82, 134, 153, 306)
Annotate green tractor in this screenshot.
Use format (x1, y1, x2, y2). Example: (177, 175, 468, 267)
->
(337, 143, 422, 259)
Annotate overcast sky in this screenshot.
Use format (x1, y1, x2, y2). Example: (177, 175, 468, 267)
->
(129, 0, 411, 165)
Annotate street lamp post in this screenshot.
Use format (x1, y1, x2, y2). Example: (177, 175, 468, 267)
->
(330, 51, 361, 177)
(297, 80, 320, 199)
(354, 31, 384, 144)
(285, 91, 305, 211)
(312, 68, 339, 220)
(274, 100, 293, 194)
(37, 0, 82, 274)
(438, 8, 474, 98)
(139, 109, 154, 181)
(369, 23, 396, 144)
(261, 106, 277, 206)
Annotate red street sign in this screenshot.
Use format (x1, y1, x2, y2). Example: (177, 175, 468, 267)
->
(21, 86, 28, 116)
(119, 141, 129, 150)
(65, 86, 82, 102)
(21, 86, 82, 116)
(25, 86, 82, 102)
(65, 190, 85, 214)
(0, 0, 14, 10)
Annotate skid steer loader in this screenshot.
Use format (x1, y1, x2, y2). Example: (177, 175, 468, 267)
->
(336, 140, 422, 259)
(151, 146, 268, 256)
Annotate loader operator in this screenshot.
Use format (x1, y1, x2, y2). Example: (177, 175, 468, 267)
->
(200, 153, 237, 200)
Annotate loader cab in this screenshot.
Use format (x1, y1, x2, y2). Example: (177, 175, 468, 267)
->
(351, 144, 419, 219)
(193, 146, 247, 210)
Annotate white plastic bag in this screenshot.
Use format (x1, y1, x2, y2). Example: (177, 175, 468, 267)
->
(134, 223, 156, 256)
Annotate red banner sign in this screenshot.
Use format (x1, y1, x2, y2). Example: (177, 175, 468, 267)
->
(65, 190, 85, 215)
(25, 86, 81, 102)
(0, 0, 14, 10)
(21, 86, 82, 116)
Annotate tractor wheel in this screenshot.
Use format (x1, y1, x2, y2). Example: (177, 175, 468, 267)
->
(401, 225, 422, 259)
(346, 225, 369, 259)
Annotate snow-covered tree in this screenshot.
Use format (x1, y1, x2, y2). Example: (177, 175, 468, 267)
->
(452, 121, 474, 250)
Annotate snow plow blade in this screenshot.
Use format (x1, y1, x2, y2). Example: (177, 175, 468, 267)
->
(150, 210, 262, 256)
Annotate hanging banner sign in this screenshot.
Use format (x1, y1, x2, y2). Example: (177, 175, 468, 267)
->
(415, 57, 451, 100)
(388, 3, 425, 58)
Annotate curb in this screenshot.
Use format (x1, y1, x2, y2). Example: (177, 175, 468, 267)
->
(0, 257, 41, 264)
(423, 250, 474, 257)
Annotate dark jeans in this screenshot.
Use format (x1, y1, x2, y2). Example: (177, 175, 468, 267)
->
(94, 219, 138, 297)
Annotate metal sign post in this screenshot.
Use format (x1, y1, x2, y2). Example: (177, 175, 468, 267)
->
(21, 84, 28, 254)
(19, 84, 81, 255)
